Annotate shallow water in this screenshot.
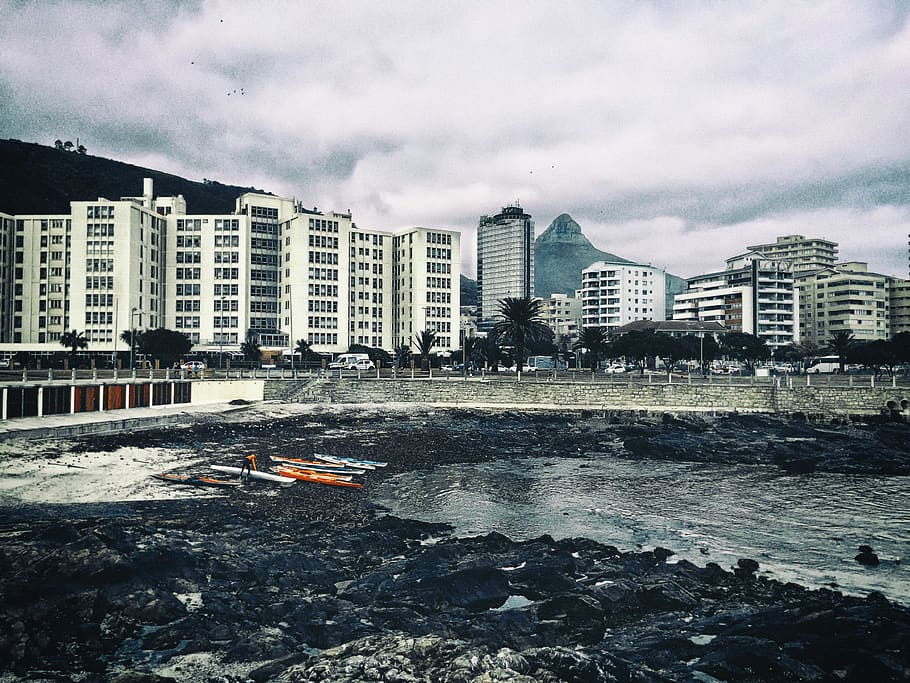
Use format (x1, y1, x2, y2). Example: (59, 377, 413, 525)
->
(374, 456, 910, 603)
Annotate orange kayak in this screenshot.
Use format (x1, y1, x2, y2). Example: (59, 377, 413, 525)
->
(277, 466, 363, 489)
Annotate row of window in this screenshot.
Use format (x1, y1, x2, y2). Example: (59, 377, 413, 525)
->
(427, 247, 452, 260)
(308, 234, 338, 248)
(85, 294, 114, 307)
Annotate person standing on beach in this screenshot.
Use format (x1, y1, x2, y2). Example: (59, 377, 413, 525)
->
(239, 454, 257, 481)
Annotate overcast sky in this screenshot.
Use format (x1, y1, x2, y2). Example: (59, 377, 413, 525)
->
(2, 1, 908, 280)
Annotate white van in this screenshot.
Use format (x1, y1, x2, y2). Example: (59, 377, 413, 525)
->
(329, 353, 372, 370)
(806, 355, 841, 373)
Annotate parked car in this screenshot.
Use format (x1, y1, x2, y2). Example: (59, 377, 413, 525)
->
(181, 361, 205, 373)
(604, 364, 626, 374)
(351, 358, 375, 371)
(0, 358, 10, 369)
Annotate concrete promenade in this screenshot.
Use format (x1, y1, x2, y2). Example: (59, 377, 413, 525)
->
(0, 400, 253, 440)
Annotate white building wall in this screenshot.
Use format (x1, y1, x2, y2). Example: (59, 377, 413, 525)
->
(580, 261, 666, 332)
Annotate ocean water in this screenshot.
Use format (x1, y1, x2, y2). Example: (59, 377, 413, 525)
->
(374, 456, 910, 604)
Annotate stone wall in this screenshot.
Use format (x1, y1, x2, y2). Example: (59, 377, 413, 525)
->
(265, 377, 909, 418)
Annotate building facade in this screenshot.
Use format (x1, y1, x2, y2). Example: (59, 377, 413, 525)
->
(746, 234, 838, 275)
(672, 252, 798, 350)
(889, 277, 910, 336)
(795, 262, 890, 345)
(476, 205, 534, 322)
(0, 179, 462, 363)
(580, 261, 666, 333)
(542, 293, 581, 345)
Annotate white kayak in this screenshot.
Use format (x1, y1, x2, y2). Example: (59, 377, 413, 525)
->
(211, 465, 296, 485)
(314, 453, 388, 469)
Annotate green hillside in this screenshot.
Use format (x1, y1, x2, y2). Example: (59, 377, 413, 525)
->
(0, 139, 271, 214)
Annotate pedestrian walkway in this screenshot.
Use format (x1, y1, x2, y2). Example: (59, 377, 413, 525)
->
(0, 401, 253, 440)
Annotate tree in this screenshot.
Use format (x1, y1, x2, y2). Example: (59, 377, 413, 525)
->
(491, 297, 553, 372)
(54, 139, 64, 150)
(778, 341, 822, 374)
(647, 333, 683, 376)
(240, 331, 261, 362)
(59, 329, 89, 368)
(140, 328, 192, 368)
(394, 344, 412, 369)
(720, 332, 769, 374)
(678, 334, 719, 375)
(851, 340, 899, 378)
(411, 330, 438, 370)
(462, 335, 478, 373)
(573, 327, 609, 371)
(610, 329, 658, 375)
(477, 335, 503, 371)
(826, 331, 855, 373)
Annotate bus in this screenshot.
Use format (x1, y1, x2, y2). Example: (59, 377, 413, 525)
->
(806, 355, 841, 373)
(526, 355, 567, 371)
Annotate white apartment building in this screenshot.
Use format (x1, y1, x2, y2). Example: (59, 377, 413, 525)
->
(672, 252, 798, 350)
(393, 226, 461, 351)
(747, 234, 838, 275)
(477, 205, 534, 322)
(0, 179, 462, 362)
(795, 262, 890, 345)
(580, 261, 666, 332)
(542, 293, 581, 344)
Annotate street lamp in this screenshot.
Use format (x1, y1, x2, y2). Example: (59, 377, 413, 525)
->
(219, 297, 226, 370)
(129, 307, 140, 370)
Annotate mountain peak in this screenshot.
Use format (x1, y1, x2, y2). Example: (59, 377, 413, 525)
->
(534, 213, 632, 297)
(537, 213, 590, 244)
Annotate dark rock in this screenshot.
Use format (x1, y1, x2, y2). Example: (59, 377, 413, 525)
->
(734, 558, 760, 577)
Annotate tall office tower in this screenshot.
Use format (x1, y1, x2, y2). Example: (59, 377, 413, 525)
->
(477, 204, 534, 322)
(392, 226, 461, 351)
(746, 234, 838, 275)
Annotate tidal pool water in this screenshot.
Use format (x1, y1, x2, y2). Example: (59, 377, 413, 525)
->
(374, 456, 910, 603)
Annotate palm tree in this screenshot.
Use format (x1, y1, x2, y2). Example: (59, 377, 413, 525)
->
(573, 327, 609, 371)
(462, 335, 478, 374)
(477, 335, 503, 371)
(826, 331, 855, 373)
(60, 329, 89, 368)
(490, 297, 552, 372)
(241, 331, 261, 362)
(411, 330, 438, 370)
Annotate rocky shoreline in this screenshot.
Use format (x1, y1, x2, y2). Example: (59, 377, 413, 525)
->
(1, 407, 908, 681)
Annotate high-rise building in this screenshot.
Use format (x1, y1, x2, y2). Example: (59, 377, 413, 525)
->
(746, 234, 838, 275)
(393, 226, 461, 351)
(672, 252, 798, 350)
(580, 261, 666, 333)
(795, 262, 890, 345)
(476, 205, 534, 322)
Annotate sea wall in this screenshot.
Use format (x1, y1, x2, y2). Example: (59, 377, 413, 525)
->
(265, 377, 910, 418)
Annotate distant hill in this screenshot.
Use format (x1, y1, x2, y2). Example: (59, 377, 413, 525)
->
(0, 139, 271, 214)
(534, 213, 632, 297)
(460, 274, 478, 308)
